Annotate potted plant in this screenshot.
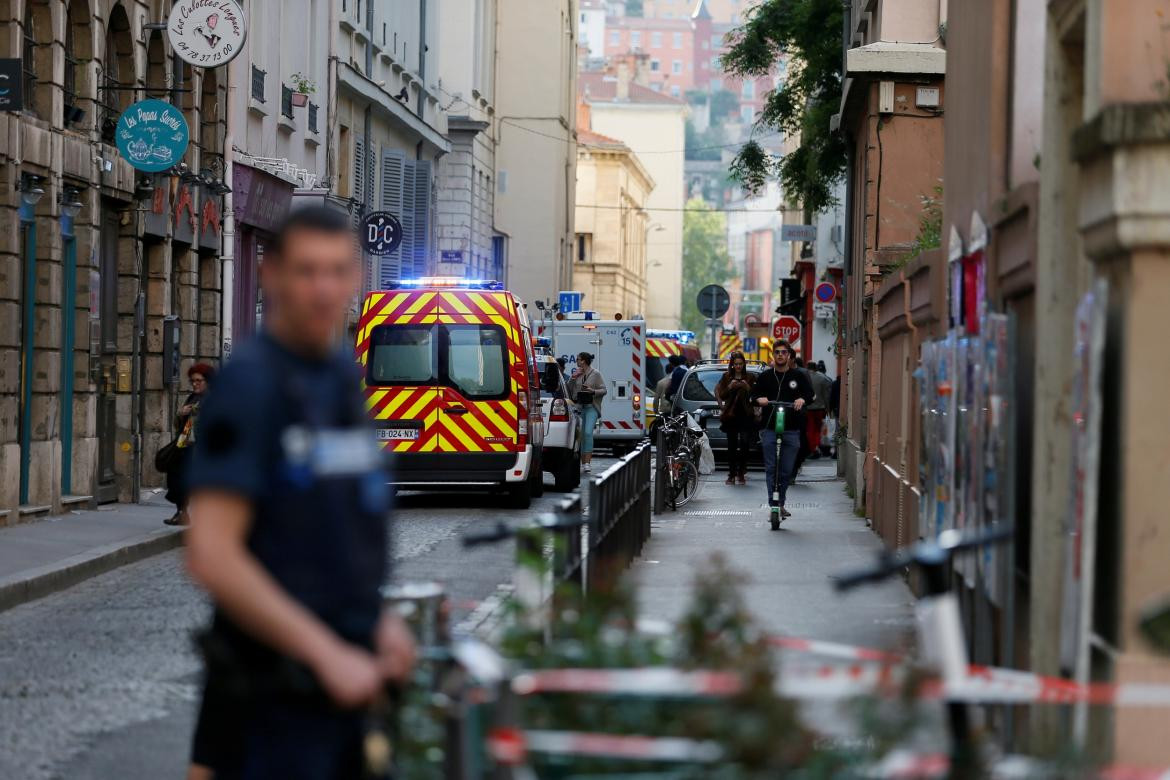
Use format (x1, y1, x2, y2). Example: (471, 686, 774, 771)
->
(290, 72, 315, 107)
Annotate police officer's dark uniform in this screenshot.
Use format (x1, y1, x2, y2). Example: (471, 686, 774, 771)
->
(187, 330, 390, 779)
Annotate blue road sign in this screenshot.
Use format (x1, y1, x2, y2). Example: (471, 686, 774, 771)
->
(559, 290, 583, 313)
(744, 337, 758, 354)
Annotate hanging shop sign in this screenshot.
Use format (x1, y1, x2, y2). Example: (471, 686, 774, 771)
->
(361, 211, 404, 256)
(0, 59, 24, 111)
(115, 99, 190, 173)
(168, 0, 247, 68)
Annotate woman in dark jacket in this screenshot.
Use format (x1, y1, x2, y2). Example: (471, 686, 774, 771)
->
(165, 362, 215, 525)
(715, 351, 755, 485)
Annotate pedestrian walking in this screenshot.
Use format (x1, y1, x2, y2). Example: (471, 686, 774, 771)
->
(805, 361, 833, 459)
(792, 356, 813, 476)
(754, 340, 814, 519)
(567, 351, 607, 472)
(666, 351, 689, 400)
(184, 206, 416, 780)
(715, 351, 755, 485)
(655, 354, 685, 418)
(162, 363, 215, 526)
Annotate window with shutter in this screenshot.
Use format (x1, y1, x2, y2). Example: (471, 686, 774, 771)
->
(412, 160, 433, 278)
(379, 149, 406, 287)
(400, 160, 418, 283)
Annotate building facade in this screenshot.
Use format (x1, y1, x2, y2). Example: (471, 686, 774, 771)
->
(580, 64, 686, 329)
(1, 0, 228, 516)
(224, 0, 332, 356)
(495, 0, 578, 308)
(435, 0, 503, 281)
(333, 0, 449, 293)
(835, 0, 946, 533)
(573, 120, 655, 319)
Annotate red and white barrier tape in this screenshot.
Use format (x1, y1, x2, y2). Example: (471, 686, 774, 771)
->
(511, 664, 1170, 707)
(488, 729, 1170, 778)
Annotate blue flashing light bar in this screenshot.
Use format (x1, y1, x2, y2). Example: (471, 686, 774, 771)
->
(535, 337, 552, 348)
(647, 329, 697, 344)
(387, 277, 504, 290)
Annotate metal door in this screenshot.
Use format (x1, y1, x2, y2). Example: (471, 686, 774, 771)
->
(94, 206, 120, 502)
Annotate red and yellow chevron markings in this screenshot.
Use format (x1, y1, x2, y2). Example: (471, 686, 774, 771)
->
(357, 289, 525, 454)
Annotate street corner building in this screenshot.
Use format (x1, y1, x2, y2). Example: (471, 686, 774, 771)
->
(0, 0, 228, 517)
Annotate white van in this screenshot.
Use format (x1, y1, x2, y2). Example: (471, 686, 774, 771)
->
(535, 315, 647, 452)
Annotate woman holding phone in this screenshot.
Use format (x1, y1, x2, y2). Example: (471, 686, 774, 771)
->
(566, 351, 607, 473)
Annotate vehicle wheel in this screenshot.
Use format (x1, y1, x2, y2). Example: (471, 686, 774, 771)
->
(507, 480, 532, 509)
(530, 456, 544, 498)
(554, 453, 580, 491)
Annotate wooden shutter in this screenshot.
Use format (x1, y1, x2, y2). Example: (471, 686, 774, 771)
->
(379, 149, 406, 286)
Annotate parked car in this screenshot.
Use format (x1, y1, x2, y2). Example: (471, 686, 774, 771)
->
(534, 347, 582, 491)
(668, 359, 766, 458)
(355, 277, 544, 508)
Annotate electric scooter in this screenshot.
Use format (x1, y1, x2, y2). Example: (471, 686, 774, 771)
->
(766, 401, 797, 531)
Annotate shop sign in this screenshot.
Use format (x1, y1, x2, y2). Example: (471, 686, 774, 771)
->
(142, 176, 171, 238)
(173, 181, 198, 244)
(361, 211, 404, 256)
(199, 194, 223, 251)
(0, 59, 24, 111)
(115, 99, 189, 173)
(168, 0, 247, 68)
(233, 163, 294, 233)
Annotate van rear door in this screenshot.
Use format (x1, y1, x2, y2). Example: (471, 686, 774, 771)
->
(359, 290, 443, 453)
(432, 290, 521, 453)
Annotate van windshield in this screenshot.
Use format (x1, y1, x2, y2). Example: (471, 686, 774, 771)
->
(367, 324, 510, 400)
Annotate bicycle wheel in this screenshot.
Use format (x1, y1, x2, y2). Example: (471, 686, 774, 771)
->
(671, 459, 702, 507)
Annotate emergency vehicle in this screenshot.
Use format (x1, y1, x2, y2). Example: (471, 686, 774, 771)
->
(535, 314, 647, 452)
(355, 278, 544, 508)
(645, 334, 702, 429)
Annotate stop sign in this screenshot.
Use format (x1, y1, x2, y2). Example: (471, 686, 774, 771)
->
(772, 315, 801, 344)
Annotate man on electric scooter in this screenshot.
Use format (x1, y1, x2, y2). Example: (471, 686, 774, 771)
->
(754, 340, 814, 524)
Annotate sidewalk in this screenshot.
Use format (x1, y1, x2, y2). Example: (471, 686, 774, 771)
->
(633, 457, 917, 655)
(0, 490, 182, 612)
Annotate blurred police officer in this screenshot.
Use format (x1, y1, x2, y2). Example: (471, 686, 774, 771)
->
(185, 206, 414, 779)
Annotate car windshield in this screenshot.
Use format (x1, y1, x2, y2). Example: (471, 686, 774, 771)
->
(367, 324, 509, 400)
(536, 360, 564, 398)
(681, 366, 761, 403)
(681, 370, 723, 402)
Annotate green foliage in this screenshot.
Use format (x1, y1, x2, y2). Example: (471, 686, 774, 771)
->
(709, 89, 741, 123)
(681, 198, 734, 335)
(498, 555, 859, 776)
(722, 0, 847, 212)
(885, 184, 943, 275)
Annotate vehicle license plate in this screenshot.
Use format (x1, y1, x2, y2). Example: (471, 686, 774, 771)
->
(377, 427, 419, 441)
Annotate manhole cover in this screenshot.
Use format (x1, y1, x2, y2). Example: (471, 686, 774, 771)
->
(682, 510, 753, 517)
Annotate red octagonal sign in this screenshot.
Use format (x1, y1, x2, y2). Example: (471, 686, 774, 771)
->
(772, 315, 801, 344)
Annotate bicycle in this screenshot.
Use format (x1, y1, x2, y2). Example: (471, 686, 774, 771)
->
(656, 412, 705, 510)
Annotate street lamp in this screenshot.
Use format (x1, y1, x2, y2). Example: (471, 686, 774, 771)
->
(58, 185, 85, 219)
(17, 173, 46, 212)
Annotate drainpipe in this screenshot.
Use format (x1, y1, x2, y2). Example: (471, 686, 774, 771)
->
(59, 209, 77, 496)
(222, 50, 240, 360)
(17, 204, 37, 506)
